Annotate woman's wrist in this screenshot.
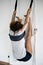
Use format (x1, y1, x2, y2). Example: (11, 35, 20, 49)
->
(27, 8, 31, 15)
(13, 10, 16, 15)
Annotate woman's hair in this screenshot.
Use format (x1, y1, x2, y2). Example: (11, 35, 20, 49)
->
(10, 21, 23, 32)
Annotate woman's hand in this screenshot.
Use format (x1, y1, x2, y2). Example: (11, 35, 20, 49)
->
(27, 8, 31, 15)
(24, 8, 31, 18)
(16, 16, 22, 22)
(13, 10, 16, 16)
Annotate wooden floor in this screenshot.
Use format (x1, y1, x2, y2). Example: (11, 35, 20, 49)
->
(0, 61, 10, 65)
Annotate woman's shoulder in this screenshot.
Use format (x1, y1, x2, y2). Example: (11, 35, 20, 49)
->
(9, 29, 25, 36)
(9, 30, 14, 36)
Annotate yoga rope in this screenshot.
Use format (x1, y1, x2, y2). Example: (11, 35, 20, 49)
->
(15, 0, 18, 11)
(29, 0, 33, 8)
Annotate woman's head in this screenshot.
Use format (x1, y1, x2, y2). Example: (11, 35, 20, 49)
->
(10, 21, 23, 32)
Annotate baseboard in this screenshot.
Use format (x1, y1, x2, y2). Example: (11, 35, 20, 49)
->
(0, 61, 10, 65)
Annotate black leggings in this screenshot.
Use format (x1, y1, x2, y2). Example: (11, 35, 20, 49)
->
(17, 51, 32, 62)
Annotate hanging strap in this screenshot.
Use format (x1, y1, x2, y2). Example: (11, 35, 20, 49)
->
(14, 0, 18, 20)
(29, 0, 33, 8)
(15, 0, 18, 11)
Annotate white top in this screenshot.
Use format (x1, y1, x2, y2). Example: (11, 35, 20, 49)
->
(9, 30, 26, 59)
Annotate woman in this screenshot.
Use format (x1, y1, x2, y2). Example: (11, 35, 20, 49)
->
(9, 8, 32, 62)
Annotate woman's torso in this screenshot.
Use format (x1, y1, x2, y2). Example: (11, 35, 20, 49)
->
(9, 30, 26, 59)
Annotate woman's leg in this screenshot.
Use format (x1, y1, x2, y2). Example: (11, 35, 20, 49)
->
(17, 21, 32, 62)
(25, 21, 32, 54)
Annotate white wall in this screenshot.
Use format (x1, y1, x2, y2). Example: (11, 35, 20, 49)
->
(0, 0, 43, 65)
(0, 0, 12, 62)
(35, 0, 43, 65)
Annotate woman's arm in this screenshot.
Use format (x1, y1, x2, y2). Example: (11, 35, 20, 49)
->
(11, 10, 16, 23)
(11, 10, 22, 23)
(20, 8, 32, 32)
